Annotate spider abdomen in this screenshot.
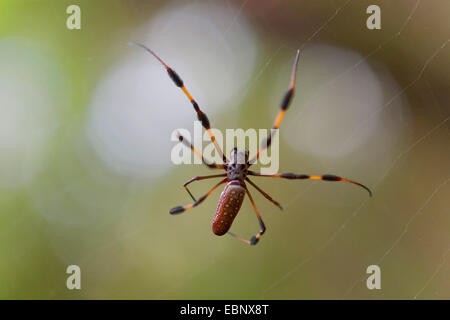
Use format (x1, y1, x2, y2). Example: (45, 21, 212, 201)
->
(212, 181, 246, 236)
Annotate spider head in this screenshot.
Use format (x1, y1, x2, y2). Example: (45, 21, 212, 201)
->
(230, 148, 249, 165)
(228, 148, 249, 181)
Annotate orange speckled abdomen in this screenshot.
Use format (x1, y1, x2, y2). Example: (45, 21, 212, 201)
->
(212, 181, 246, 236)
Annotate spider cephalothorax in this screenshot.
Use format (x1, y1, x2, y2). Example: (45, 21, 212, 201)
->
(227, 148, 250, 181)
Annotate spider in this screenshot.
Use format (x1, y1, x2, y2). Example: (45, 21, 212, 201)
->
(130, 42, 372, 245)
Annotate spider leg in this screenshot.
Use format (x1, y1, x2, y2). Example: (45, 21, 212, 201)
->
(170, 178, 228, 214)
(130, 42, 228, 164)
(176, 131, 226, 170)
(248, 171, 372, 197)
(245, 177, 283, 210)
(183, 174, 227, 201)
(227, 186, 266, 246)
(250, 49, 300, 165)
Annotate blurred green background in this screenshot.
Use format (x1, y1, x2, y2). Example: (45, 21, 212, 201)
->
(0, 0, 449, 299)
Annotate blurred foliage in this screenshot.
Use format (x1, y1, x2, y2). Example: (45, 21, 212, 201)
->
(0, 0, 449, 299)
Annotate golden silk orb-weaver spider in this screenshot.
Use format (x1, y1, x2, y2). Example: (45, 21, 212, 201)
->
(130, 42, 372, 246)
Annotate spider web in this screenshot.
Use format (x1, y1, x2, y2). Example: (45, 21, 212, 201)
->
(256, 0, 450, 299)
(266, 15, 448, 302)
(13, 0, 447, 299)
(149, 0, 450, 299)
